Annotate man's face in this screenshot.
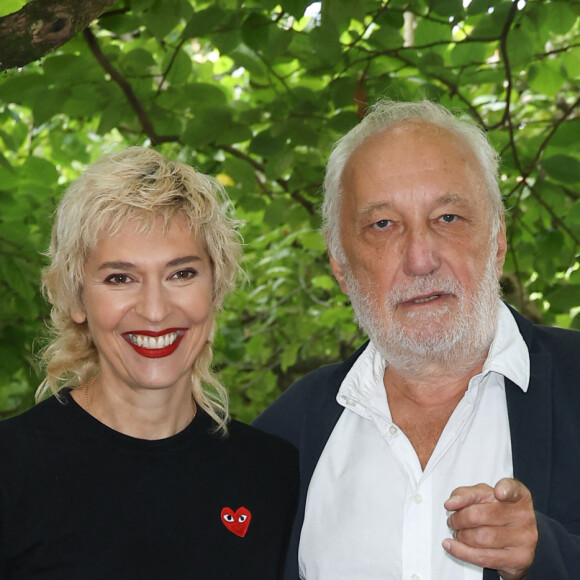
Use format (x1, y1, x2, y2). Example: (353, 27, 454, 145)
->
(330, 121, 507, 372)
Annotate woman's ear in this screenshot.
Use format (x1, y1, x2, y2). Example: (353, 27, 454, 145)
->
(70, 301, 87, 324)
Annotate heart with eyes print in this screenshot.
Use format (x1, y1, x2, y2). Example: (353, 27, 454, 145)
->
(221, 506, 252, 537)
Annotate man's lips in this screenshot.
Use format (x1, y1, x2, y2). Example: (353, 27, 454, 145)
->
(122, 328, 187, 359)
(401, 292, 447, 305)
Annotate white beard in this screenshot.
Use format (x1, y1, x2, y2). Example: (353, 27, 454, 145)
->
(342, 245, 501, 378)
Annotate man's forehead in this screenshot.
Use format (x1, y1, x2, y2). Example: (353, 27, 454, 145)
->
(342, 121, 481, 185)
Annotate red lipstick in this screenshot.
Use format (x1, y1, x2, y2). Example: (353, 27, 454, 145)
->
(122, 328, 187, 359)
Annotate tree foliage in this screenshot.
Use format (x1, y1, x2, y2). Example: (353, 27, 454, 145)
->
(1, 0, 580, 421)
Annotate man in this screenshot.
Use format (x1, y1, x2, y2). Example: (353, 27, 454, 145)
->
(254, 99, 580, 580)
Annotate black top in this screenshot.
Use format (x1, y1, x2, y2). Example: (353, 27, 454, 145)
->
(0, 391, 298, 579)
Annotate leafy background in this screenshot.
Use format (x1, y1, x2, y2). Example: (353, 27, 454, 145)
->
(1, 0, 579, 421)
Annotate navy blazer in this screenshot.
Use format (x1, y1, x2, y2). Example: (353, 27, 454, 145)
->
(254, 307, 580, 579)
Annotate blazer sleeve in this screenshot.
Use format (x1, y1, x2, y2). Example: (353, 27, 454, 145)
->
(526, 512, 580, 578)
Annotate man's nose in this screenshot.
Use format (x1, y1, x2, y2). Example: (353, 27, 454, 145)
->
(402, 225, 440, 277)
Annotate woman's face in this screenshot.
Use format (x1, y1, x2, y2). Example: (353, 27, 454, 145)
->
(71, 215, 214, 395)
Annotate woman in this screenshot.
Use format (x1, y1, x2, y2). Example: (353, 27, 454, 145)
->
(0, 147, 298, 579)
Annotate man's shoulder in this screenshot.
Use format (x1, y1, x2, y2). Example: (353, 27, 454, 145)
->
(509, 306, 580, 355)
(253, 342, 369, 439)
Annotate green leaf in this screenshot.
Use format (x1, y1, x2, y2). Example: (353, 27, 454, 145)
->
(0, 166, 18, 190)
(120, 49, 156, 75)
(142, 0, 180, 39)
(161, 49, 193, 86)
(546, 284, 580, 311)
(300, 231, 326, 252)
(549, 119, 580, 149)
(430, 0, 464, 17)
(242, 13, 271, 51)
(561, 47, 580, 81)
(21, 157, 58, 186)
(544, 1, 579, 35)
(183, 107, 233, 147)
(263, 198, 291, 227)
(280, 341, 300, 372)
(466, 0, 504, 15)
(450, 41, 487, 67)
(469, 3, 512, 39)
(312, 275, 336, 290)
(308, 23, 343, 65)
(250, 130, 287, 157)
(0, 0, 27, 18)
(543, 155, 580, 184)
(414, 18, 452, 45)
(183, 6, 226, 38)
(526, 61, 565, 99)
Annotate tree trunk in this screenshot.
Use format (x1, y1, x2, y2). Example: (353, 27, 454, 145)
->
(0, 0, 119, 72)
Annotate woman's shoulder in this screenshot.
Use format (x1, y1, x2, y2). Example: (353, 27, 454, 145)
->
(226, 418, 297, 454)
(0, 392, 77, 459)
(208, 418, 298, 478)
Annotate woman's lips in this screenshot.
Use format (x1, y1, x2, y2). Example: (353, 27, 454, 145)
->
(122, 328, 187, 359)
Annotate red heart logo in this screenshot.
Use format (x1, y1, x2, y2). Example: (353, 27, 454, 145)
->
(221, 506, 252, 537)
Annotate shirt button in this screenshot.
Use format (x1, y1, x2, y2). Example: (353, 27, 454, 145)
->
(389, 425, 398, 435)
(413, 493, 423, 504)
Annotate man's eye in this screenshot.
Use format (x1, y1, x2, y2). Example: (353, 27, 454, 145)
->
(172, 269, 197, 280)
(372, 219, 392, 230)
(105, 274, 131, 285)
(440, 214, 457, 223)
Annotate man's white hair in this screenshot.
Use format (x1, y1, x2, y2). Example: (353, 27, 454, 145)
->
(322, 99, 504, 263)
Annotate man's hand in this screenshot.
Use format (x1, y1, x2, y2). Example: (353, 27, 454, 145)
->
(443, 478, 538, 580)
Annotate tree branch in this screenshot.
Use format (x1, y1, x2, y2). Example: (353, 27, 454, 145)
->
(83, 26, 179, 146)
(0, 0, 119, 71)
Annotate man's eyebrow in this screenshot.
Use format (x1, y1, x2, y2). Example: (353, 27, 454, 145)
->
(359, 195, 471, 215)
(360, 201, 393, 215)
(437, 193, 471, 206)
(98, 256, 203, 271)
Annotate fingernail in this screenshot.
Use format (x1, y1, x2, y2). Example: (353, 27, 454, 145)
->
(443, 539, 451, 551)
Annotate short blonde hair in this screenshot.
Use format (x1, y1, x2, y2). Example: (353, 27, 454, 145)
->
(39, 147, 242, 434)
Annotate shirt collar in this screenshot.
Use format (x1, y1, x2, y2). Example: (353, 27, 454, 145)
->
(337, 302, 530, 417)
(483, 302, 529, 392)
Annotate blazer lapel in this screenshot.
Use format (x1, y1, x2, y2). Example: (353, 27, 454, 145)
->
(505, 311, 554, 514)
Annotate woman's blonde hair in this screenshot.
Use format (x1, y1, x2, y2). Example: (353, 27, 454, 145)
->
(38, 146, 242, 434)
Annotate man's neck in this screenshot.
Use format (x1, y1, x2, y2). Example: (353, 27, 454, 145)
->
(383, 357, 487, 470)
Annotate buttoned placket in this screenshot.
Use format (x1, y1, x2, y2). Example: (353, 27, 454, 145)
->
(367, 376, 484, 580)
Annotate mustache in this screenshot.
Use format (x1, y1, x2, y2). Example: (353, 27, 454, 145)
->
(386, 275, 463, 307)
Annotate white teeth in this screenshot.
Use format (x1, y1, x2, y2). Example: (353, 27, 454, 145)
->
(128, 331, 179, 349)
(413, 295, 440, 304)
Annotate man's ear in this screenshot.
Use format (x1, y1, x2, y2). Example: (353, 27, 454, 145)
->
(329, 253, 349, 295)
(495, 215, 507, 278)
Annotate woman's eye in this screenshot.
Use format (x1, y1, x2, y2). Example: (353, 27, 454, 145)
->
(172, 269, 197, 280)
(440, 214, 457, 223)
(105, 274, 131, 285)
(372, 219, 392, 230)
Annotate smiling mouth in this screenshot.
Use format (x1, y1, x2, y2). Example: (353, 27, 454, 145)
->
(122, 329, 186, 359)
(127, 331, 180, 350)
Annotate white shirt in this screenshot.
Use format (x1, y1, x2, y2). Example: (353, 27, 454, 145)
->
(299, 303, 530, 580)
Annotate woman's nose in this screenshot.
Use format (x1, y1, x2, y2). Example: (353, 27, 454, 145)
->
(135, 281, 171, 322)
